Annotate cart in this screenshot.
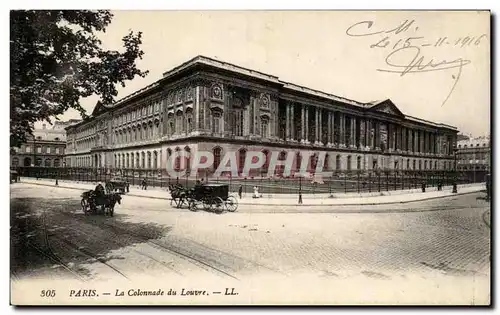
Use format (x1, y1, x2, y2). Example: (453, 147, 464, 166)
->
(187, 183, 238, 213)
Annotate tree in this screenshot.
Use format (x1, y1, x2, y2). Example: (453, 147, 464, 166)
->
(10, 10, 149, 148)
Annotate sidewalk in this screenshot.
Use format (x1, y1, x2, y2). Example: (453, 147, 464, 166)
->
(17, 177, 485, 206)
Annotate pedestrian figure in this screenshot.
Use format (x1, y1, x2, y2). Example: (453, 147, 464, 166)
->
(298, 192, 303, 204)
(238, 185, 243, 199)
(142, 178, 148, 190)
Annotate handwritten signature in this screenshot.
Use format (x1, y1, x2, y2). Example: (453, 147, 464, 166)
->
(345, 19, 486, 106)
(377, 46, 471, 106)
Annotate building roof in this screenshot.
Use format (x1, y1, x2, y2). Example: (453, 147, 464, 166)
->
(72, 55, 458, 131)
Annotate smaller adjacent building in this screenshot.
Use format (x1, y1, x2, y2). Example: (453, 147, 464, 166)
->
(456, 135, 490, 172)
(10, 120, 79, 168)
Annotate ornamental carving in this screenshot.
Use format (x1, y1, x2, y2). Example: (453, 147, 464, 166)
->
(260, 93, 270, 108)
(212, 84, 223, 100)
(176, 89, 183, 103)
(186, 86, 193, 100)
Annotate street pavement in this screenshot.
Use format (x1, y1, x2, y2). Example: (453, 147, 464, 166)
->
(18, 177, 486, 206)
(10, 183, 491, 304)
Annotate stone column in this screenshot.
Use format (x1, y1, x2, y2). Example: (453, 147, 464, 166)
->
(327, 111, 332, 146)
(315, 108, 319, 144)
(286, 103, 291, 140)
(359, 118, 365, 149)
(318, 109, 323, 145)
(408, 129, 413, 153)
(375, 121, 381, 150)
(339, 113, 345, 148)
(351, 116, 357, 148)
(365, 118, 372, 149)
(304, 105, 309, 143)
(301, 105, 305, 142)
(331, 111, 336, 145)
(290, 103, 295, 141)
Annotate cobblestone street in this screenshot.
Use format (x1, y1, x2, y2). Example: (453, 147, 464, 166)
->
(10, 183, 491, 304)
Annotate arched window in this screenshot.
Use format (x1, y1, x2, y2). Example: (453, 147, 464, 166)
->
(153, 151, 158, 169)
(310, 154, 318, 172)
(147, 151, 152, 169)
(419, 160, 422, 170)
(36, 158, 42, 166)
(213, 147, 222, 170)
(45, 159, 51, 167)
(347, 155, 352, 171)
(435, 161, 438, 169)
(296, 152, 302, 171)
(184, 147, 191, 172)
(54, 158, 60, 167)
(336, 155, 341, 170)
(262, 150, 270, 170)
(174, 148, 181, 171)
(407, 159, 410, 170)
(12, 157, 19, 167)
(413, 160, 416, 170)
(136, 153, 140, 169)
(238, 149, 247, 173)
(424, 160, 428, 170)
(324, 154, 330, 171)
(24, 157, 31, 167)
(141, 152, 145, 168)
(357, 156, 362, 170)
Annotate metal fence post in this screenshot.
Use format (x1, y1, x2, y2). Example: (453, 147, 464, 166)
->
(368, 173, 372, 193)
(357, 171, 360, 193)
(344, 174, 347, 194)
(378, 172, 381, 192)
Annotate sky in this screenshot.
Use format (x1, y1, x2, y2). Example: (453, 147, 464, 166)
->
(52, 10, 490, 137)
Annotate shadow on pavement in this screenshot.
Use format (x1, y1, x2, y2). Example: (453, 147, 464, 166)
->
(10, 196, 172, 280)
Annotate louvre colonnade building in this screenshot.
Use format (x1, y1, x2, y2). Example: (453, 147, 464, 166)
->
(65, 56, 459, 176)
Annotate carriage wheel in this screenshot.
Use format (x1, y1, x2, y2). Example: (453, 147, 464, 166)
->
(213, 197, 224, 214)
(173, 197, 182, 208)
(110, 207, 114, 217)
(225, 196, 238, 212)
(188, 200, 198, 212)
(81, 199, 89, 214)
(203, 197, 212, 211)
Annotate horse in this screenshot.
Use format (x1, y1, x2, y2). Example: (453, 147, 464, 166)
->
(169, 184, 188, 208)
(102, 193, 122, 217)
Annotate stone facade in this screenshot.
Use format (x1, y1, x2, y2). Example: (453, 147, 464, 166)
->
(11, 122, 70, 167)
(65, 56, 459, 176)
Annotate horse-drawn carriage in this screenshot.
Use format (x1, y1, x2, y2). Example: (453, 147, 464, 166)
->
(169, 183, 238, 214)
(106, 177, 129, 194)
(81, 190, 122, 216)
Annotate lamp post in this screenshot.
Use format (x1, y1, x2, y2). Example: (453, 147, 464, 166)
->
(452, 147, 458, 193)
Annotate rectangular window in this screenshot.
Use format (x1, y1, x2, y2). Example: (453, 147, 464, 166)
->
(26, 146, 31, 153)
(214, 117, 220, 134)
(37, 147, 42, 153)
(55, 148, 60, 154)
(46, 147, 50, 154)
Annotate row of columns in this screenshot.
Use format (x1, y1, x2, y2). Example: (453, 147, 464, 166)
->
(284, 103, 455, 155)
(114, 151, 161, 169)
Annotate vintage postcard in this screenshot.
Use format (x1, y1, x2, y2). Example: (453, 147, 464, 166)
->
(9, 10, 491, 306)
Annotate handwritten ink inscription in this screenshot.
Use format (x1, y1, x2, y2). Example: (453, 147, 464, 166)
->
(345, 19, 488, 106)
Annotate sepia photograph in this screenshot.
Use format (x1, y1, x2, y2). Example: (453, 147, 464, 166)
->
(8, 9, 491, 306)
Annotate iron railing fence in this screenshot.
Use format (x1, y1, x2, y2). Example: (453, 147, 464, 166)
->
(12, 166, 488, 195)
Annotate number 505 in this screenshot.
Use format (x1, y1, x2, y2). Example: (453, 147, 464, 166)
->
(40, 290, 56, 297)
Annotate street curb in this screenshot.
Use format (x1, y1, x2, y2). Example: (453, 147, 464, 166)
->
(16, 181, 484, 207)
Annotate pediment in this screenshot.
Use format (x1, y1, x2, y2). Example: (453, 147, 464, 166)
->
(91, 101, 108, 116)
(368, 99, 405, 117)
